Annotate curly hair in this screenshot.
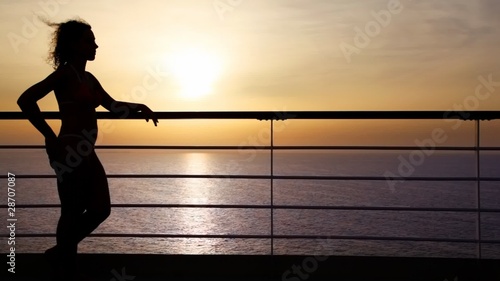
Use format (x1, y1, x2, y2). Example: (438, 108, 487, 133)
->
(44, 19, 92, 69)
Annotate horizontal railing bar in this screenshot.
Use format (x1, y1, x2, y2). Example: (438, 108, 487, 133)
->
(2, 174, 499, 181)
(1, 145, 500, 151)
(2, 111, 500, 120)
(4, 233, 500, 244)
(3, 203, 500, 213)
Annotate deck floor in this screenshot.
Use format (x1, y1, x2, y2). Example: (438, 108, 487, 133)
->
(6, 254, 500, 281)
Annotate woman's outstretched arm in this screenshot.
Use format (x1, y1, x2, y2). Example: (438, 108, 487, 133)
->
(89, 73, 159, 126)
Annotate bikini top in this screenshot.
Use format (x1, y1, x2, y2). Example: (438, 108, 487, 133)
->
(59, 64, 101, 108)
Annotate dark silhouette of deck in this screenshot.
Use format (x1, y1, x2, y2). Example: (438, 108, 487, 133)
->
(10, 254, 500, 280)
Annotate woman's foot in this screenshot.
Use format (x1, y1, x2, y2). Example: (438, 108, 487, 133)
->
(45, 245, 80, 280)
(44, 245, 63, 280)
(44, 245, 58, 259)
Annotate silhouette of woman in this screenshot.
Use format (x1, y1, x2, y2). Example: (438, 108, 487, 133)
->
(17, 19, 158, 280)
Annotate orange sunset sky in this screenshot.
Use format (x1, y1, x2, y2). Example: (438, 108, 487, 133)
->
(0, 0, 499, 146)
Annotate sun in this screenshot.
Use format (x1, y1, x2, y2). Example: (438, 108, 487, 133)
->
(165, 47, 223, 99)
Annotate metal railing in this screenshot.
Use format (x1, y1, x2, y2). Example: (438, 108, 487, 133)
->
(1, 111, 500, 258)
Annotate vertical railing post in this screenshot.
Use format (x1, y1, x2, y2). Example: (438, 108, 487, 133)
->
(475, 119, 482, 259)
(270, 119, 274, 256)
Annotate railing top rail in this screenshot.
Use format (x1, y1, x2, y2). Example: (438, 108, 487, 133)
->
(1, 111, 500, 120)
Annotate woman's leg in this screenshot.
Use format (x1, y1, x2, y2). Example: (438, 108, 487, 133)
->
(74, 151, 111, 243)
(53, 154, 88, 279)
(50, 139, 110, 279)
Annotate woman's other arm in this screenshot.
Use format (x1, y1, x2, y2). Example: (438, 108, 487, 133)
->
(17, 69, 64, 139)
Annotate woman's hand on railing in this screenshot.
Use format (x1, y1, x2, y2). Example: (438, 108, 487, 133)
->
(138, 104, 159, 127)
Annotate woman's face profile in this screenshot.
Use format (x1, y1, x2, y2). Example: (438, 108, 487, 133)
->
(73, 29, 99, 61)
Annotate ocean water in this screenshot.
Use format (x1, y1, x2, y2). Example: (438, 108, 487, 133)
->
(0, 149, 499, 258)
